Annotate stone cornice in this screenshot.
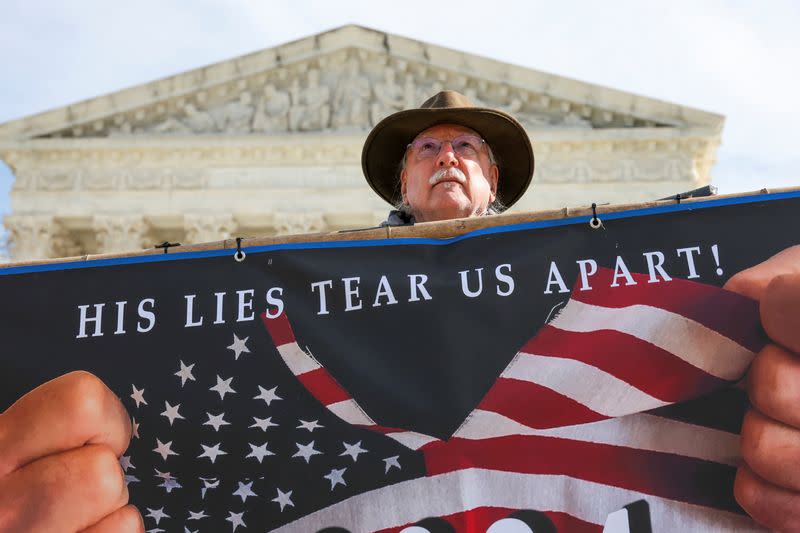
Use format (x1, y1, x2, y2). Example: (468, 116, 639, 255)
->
(0, 125, 719, 152)
(0, 25, 724, 141)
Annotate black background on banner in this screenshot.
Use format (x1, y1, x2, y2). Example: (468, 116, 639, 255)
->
(0, 195, 797, 530)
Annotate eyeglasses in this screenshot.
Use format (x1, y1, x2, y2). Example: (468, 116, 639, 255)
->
(408, 134, 486, 160)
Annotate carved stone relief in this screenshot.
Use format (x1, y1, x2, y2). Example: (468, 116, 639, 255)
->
(62, 50, 656, 139)
(184, 214, 236, 244)
(4, 215, 57, 260)
(289, 69, 331, 131)
(275, 212, 325, 235)
(252, 84, 290, 133)
(370, 67, 404, 126)
(332, 58, 370, 130)
(36, 172, 76, 191)
(94, 215, 148, 253)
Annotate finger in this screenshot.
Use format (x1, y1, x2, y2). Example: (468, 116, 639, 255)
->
(0, 371, 131, 477)
(80, 505, 144, 533)
(749, 343, 800, 428)
(740, 408, 800, 491)
(761, 272, 800, 354)
(724, 245, 800, 301)
(0, 444, 129, 533)
(735, 464, 800, 532)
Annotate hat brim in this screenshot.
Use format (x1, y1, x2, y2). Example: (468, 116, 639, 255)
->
(361, 107, 534, 209)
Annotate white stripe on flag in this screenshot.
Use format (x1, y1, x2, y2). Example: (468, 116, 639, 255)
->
(503, 353, 669, 416)
(550, 300, 755, 380)
(328, 399, 375, 426)
(272, 469, 763, 533)
(386, 431, 440, 450)
(454, 410, 741, 466)
(276, 342, 321, 375)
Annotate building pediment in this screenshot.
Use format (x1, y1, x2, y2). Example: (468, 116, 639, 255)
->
(0, 25, 723, 141)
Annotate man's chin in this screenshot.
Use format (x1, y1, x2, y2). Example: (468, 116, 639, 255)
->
(416, 200, 476, 222)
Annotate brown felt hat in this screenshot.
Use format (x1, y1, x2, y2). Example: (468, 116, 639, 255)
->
(361, 90, 534, 210)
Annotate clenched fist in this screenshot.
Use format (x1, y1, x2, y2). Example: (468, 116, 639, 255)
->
(0, 371, 143, 532)
(725, 245, 800, 532)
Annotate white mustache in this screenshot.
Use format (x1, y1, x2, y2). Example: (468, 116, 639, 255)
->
(428, 168, 467, 186)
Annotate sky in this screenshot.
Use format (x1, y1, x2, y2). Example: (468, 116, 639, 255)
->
(1, 0, 798, 251)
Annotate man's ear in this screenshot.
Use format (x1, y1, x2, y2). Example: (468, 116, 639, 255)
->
(489, 165, 499, 202)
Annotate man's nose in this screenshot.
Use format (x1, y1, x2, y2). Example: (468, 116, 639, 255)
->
(436, 142, 458, 167)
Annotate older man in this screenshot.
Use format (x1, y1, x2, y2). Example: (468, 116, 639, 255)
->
(1, 91, 799, 532)
(361, 90, 533, 225)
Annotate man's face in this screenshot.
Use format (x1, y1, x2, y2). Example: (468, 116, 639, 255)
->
(401, 124, 499, 222)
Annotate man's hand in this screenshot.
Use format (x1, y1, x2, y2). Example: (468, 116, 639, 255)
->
(0, 371, 143, 532)
(725, 246, 800, 531)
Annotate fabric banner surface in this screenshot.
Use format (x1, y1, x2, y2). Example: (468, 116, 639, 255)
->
(2, 191, 799, 532)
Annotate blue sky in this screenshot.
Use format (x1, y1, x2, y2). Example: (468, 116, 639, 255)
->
(1, 0, 798, 242)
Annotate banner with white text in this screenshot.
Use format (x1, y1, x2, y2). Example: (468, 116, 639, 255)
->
(2, 191, 799, 532)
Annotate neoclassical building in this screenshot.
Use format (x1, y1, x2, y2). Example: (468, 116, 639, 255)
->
(0, 25, 723, 261)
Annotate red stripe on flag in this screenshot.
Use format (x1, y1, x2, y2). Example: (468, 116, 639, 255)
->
(375, 507, 601, 533)
(423, 435, 741, 514)
(365, 424, 410, 434)
(297, 367, 353, 405)
(477, 377, 607, 429)
(522, 325, 727, 402)
(571, 268, 764, 353)
(260, 312, 295, 347)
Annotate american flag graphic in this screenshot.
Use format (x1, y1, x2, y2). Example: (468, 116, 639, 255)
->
(122, 267, 767, 532)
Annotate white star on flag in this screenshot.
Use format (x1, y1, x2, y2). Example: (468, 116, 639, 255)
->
(119, 455, 134, 472)
(203, 411, 230, 432)
(154, 469, 175, 481)
(187, 510, 208, 520)
(250, 416, 278, 431)
(272, 488, 294, 511)
(210, 375, 236, 400)
(297, 419, 324, 432)
(145, 507, 170, 525)
(124, 474, 140, 485)
(159, 478, 182, 493)
(160, 401, 185, 426)
(340, 441, 368, 462)
(131, 417, 140, 439)
(226, 511, 246, 532)
(323, 467, 347, 490)
(233, 480, 257, 502)
(246, 442, 274, 463)
(174, 360, 196, 387)
(184, 527, 198, 533)
(227, 333, 251, 360)
(200, 477, 219, 499)
(130, 385, 147, 407)
(153, 439, 178, 461)
(293, 441, 322, 463)
(253, 385, 281, 405)
(383, 455, 401, 473)
(198, 443, 227, 463)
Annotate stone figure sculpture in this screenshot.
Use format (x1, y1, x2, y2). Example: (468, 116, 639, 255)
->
(289, 69, 331, 131)
(370, 67, 405, 126)
(331, 58, 370, 129)
(252, 84, 291, 133)
(150, 103, 217, 134)
(219, 92, 255, 133)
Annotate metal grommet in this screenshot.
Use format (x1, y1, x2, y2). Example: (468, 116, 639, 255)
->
(589, 203, 602, 229)
(233, 237, 246, 262)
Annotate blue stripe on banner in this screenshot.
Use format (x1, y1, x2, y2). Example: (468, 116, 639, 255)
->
(2, 189, 798, 276)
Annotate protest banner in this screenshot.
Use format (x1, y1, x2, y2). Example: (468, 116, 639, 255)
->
(2, 188, 798, 532)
